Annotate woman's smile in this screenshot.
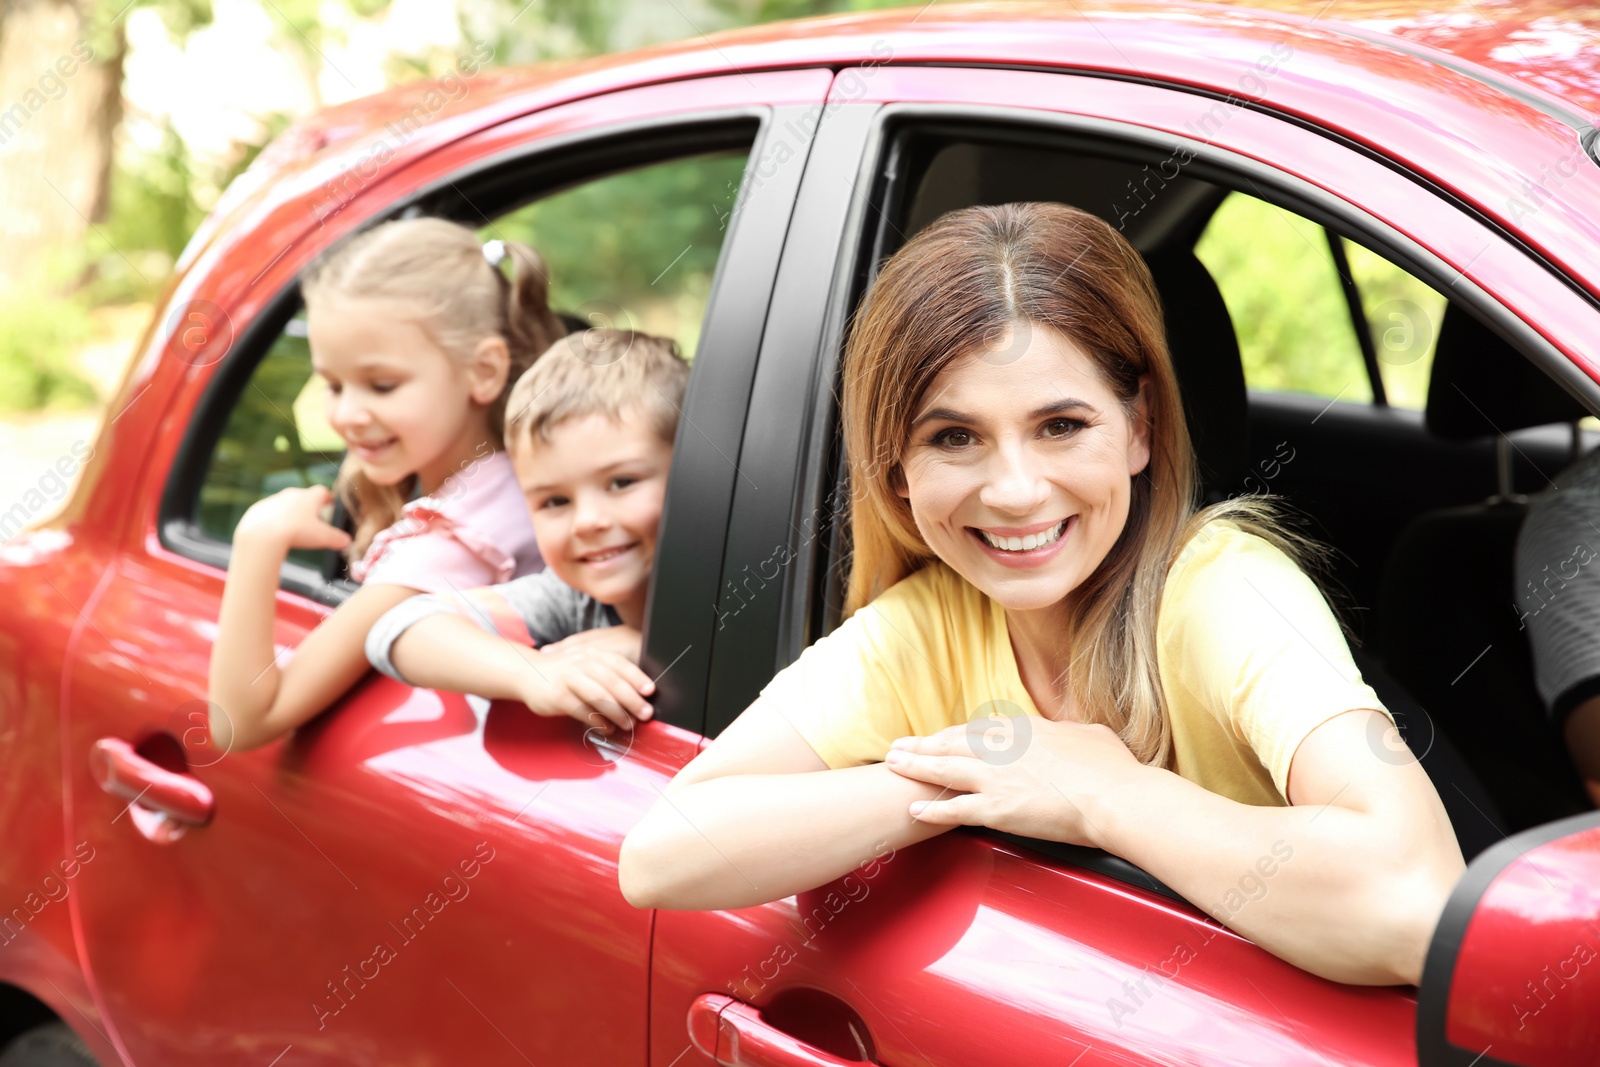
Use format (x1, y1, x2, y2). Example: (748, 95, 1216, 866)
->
(969, 515, 1075, 565)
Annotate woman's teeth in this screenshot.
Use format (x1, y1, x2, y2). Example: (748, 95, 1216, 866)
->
(978, 519, 1068, 552)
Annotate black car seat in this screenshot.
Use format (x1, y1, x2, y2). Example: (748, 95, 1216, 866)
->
(1143, 246, 1249, 500)
(1145, 248, 1508, 857)
(1376, 305, 1592, 833)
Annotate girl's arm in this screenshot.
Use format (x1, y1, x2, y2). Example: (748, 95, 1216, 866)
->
(887, 709, 1465, 986)
(209, 486, 417, 753)
(618, 697, 957, 911)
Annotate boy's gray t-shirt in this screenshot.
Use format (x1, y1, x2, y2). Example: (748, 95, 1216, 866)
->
(366, 568, 623, 685)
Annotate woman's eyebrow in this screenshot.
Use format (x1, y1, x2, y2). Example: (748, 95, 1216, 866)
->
(909, 397, 1097, 432)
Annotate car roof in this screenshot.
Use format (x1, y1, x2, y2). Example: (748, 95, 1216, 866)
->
(284, 0, 1600, 149)
(182, 1, 1600, 302)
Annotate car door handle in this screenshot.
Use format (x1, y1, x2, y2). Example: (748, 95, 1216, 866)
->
(687, 994, 869, 1067)
(90, 738, 215, 827)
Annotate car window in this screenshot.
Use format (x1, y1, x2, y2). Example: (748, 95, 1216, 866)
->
(191, 148, 750, 568)
(197, 312, 342, 572)
(1338, 235, 1447, 409)
(1195, 191, 1374, 404)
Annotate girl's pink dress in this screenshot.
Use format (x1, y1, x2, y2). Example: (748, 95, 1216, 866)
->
(348, 450, 542, 592)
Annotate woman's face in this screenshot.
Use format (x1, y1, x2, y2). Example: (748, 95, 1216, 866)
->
(896, 322, 1151, 614)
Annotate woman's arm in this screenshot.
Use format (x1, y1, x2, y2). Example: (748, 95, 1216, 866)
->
(1100, 710, 1461, 984)
(618, 697, 955, 911)
(888, 709, 1465, 985)
(209, 486, 416, 753)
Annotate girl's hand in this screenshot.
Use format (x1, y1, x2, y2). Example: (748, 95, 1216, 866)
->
(518, 644, 655, 734)
(235, 485, 353, 554)
(882, 716, 1150, 847)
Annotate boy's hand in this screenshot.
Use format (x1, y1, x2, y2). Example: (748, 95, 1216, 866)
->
(235, 485, 353, 553)
(540, 625, 642, 663)
(519, 643, 655, 734)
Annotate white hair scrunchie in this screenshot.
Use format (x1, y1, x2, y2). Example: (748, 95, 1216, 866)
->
(482, 239, 507, 267)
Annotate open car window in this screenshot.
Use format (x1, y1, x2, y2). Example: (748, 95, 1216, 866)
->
(175, 144, 752, 594)
(781, 112, 1600, 897)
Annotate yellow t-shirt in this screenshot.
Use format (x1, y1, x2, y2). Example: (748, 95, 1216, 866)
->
(758, 519, 1390, 807)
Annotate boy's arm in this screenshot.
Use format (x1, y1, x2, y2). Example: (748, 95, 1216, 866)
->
(387, 611, 551, 700)
(372, 598, 655, 730)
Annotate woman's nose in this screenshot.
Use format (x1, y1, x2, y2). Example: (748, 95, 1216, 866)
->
(978, 439, 1050, 514)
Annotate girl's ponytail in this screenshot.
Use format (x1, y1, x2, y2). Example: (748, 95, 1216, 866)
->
(491, 241, 567, 440)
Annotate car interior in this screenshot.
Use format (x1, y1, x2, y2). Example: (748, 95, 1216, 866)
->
(813, 122, 1600, 864)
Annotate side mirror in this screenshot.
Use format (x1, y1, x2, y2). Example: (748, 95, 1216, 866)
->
(1418, 810, 1600, 1066)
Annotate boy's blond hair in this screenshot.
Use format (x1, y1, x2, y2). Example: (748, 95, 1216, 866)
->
(504, 328, 688, 453)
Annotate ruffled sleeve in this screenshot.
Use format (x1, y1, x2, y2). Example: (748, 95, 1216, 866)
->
(351, 497, 519, 593)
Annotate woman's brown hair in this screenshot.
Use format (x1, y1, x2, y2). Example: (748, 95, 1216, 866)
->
(300, 218, 567, 561)
(840, 201, 1308, 768)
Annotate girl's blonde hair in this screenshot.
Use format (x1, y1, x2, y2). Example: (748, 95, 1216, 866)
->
(840, 201, 1317, 769)
(300, 217, 567, 561)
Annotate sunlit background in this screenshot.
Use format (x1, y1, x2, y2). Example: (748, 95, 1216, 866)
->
(0, 0, 922, 511)
(3, 0, 1587, 521)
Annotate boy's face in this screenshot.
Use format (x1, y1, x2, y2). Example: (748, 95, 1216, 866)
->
(513, 410, 674, 617)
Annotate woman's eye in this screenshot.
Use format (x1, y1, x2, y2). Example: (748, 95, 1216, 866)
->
(610, 476, 637, 491)
(371, 381, 398, 394)
(930, 427, 972, 449)
(539, 496, 568, 510)
(325, 382, 342, 396)
(1043, 417, 1086, 438)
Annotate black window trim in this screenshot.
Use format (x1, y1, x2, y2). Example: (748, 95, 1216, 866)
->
(715, 98, 1600, 909)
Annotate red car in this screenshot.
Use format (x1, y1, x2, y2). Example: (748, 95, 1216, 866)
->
(3, 2, 1598, 1064)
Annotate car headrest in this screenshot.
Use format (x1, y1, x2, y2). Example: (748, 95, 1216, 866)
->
(1425, 304, 1587, 440)
(1143, 246, 1248, 494)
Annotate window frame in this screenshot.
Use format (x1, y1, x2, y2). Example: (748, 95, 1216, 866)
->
(709, 97, 1600, 903)
(158, 111, 764, 603)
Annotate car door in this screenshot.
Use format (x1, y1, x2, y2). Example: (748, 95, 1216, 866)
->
(60, 68, 831, 1067)
(643, 64, 1600, 1067)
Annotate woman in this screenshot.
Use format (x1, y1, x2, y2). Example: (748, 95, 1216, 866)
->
(618, 202, 1463, 986)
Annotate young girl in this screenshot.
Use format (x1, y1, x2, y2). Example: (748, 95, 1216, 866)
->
(208, 218, 565, 752)
(619, 202, 1465, 987)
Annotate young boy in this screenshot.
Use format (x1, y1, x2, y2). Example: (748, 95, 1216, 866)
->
(364, 328, 686, 735)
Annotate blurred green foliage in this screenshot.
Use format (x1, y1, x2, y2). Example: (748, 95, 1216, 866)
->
(1196, 191, 1373, 404)
(199, 314, 343, 563)
(10, 0, 917, 413)
(1195, 191, 1443, 410)
(0, 299, 99, 412)
(489, 151, 749, 359)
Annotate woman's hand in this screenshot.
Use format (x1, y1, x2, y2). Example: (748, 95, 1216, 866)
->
(883, 715, 1150, 847)
(234, 485, 353, 554)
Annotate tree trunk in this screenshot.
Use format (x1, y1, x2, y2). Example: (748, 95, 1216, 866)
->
(0, 0, 121, 294)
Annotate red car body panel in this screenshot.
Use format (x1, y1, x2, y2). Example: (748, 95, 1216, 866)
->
(1, 2, 1596, 1064)
(1444, 826, 1600, 1065)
